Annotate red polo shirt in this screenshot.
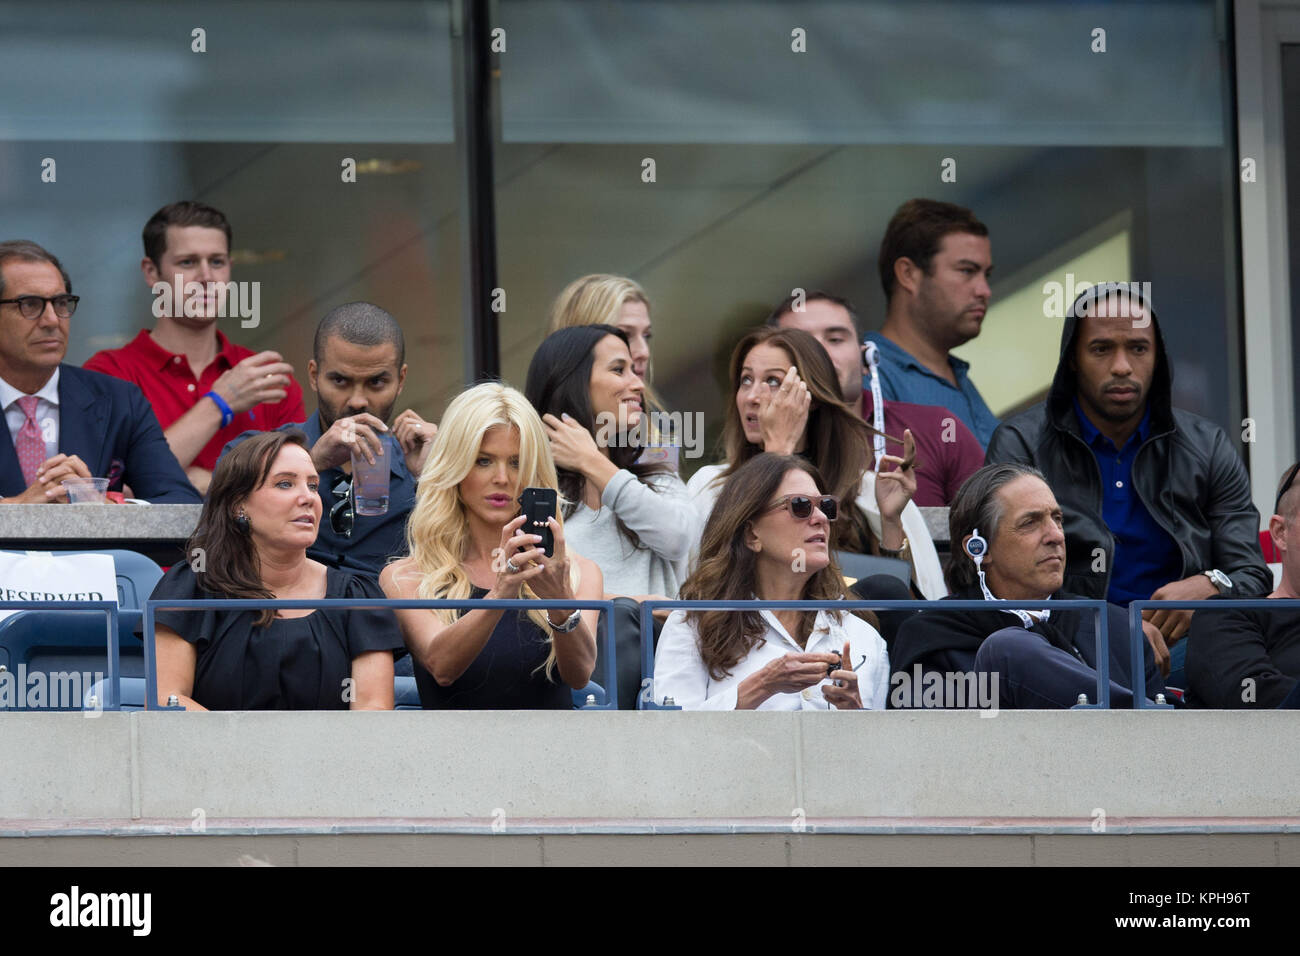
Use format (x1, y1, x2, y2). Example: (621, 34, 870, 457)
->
(861, 393, 985, 507)
(84, 329, 306, 471)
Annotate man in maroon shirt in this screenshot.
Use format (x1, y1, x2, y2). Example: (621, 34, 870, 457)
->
(768, 290, 983, 507)
(84, 202, 305, 495)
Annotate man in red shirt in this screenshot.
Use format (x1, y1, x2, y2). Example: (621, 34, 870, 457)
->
(768, 290, 984, 507)
(84, 201, 305, 495)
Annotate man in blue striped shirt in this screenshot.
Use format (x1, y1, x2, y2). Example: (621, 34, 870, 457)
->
(865, 198, 1000, 448)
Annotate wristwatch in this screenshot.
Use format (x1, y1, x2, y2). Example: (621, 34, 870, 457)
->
(1204, 569, 1233, 594)
(547, 607, 583, 632)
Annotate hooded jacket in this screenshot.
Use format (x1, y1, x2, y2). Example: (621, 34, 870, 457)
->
(985, 284, 1270, 600)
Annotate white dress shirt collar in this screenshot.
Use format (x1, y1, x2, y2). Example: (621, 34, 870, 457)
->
(0, 367, 60, 411)
(757, 605, 836, 653)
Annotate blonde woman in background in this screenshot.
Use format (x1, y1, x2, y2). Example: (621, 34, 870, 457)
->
(380, 383, 602, 709)
(548, 274, 675, 453)
(549, 273, 656, 385)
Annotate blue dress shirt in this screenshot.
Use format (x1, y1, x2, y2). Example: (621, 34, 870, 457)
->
(863, 332, 1001, 447)
(1073, 399, 1182, 606)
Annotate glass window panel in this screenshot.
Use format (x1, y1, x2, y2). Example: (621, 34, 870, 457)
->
(494, 0, 1240, 476)
(500, 0, 1224, 146)
(0, 0, 464, 421)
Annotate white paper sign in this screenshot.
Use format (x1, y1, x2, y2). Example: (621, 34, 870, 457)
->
(0, 551, 118, 622)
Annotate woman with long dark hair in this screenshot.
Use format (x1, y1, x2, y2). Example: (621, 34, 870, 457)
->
(153, 430, 404, 710)
(686, 326, 946, 600)
(525, 324, 696, 603)
(655, 453, 889, 709)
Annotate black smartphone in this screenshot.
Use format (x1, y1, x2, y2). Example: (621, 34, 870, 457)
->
(517, 487, 558, 558)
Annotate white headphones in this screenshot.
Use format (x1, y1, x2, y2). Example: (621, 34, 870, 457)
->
(966, 527, 1042, 629)
(862, 341, 886, 472)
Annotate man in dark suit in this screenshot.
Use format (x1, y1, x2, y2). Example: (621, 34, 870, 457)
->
(0, 241, 199, 503)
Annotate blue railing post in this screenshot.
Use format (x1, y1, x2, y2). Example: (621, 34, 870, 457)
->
(1074, 606, 1110, 709)
(1128, 602, 1154, 710)
(1126, 599, 1300, 709)
(0, 601, 120, 712)
(105, 602, 121, 711)
(637, 600, 671, 709)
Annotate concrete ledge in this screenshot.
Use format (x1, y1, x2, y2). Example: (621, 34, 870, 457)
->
(2, 832, 1297, 866)
(0, 503, 200, 540)
(3, 815, 1298, 837)
(4, 710, 1299, 824)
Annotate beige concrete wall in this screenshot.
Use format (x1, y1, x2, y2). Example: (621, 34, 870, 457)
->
(4, 710, 1299, 820)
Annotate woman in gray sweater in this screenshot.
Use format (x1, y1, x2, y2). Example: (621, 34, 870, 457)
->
(525, 325, 696, 603)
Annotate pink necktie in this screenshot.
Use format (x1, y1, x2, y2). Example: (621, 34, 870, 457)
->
(15, 395, 44, 487)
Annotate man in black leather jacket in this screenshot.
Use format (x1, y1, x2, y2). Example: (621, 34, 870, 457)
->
(986, 282, 1270, 679)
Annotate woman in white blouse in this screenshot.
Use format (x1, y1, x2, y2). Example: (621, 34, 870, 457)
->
(655, 453, 889, 710)
(686, 326, 946, 601)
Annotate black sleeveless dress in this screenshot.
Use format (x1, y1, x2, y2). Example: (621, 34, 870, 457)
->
(413, 586, 572, 710)
(150, 563, 404, 710)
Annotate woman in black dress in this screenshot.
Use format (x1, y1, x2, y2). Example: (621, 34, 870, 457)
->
(380, 382, 603, 709)
(153, 430, 404, 710)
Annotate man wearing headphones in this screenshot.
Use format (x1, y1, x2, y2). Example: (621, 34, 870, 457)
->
(891, 462, 1165, 708)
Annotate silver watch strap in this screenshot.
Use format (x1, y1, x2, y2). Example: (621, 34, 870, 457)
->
(548, 607, 582, 632)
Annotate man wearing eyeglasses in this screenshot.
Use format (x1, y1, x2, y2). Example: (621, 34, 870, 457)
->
(220, 301, 433, 575)
(0, 241, 199, 503)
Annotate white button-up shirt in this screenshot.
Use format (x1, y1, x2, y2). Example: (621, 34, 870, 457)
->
(685, 463, 947, 600)
(653, 606, 889, 710)
(0, 368, 60, 458)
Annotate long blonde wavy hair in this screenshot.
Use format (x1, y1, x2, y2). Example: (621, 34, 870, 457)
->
(547, 273, 666, 412)
(404, 382, 576, 677)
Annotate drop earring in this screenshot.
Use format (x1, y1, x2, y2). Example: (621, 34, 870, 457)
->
(235, 509, 251, 534)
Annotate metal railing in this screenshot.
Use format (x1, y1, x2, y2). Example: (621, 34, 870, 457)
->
(640, 598, 1118, 708)
(0, 601, 121, 711)
(143, 597, 618, 712)
(1127, 598, 1300, 709)
(15, 594, 1292, 713)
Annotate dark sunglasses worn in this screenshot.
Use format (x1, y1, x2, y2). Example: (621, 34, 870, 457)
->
(765, 494, 839, 521)
(0, 294, 79, 319)
(1276, 461, 1300, 516)
(329, 476, 354, 538)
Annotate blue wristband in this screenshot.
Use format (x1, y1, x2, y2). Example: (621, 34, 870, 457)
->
(205, 391, 234, 428)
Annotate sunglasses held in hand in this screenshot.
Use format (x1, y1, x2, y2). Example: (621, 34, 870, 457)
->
(330, 476, 354, 538)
